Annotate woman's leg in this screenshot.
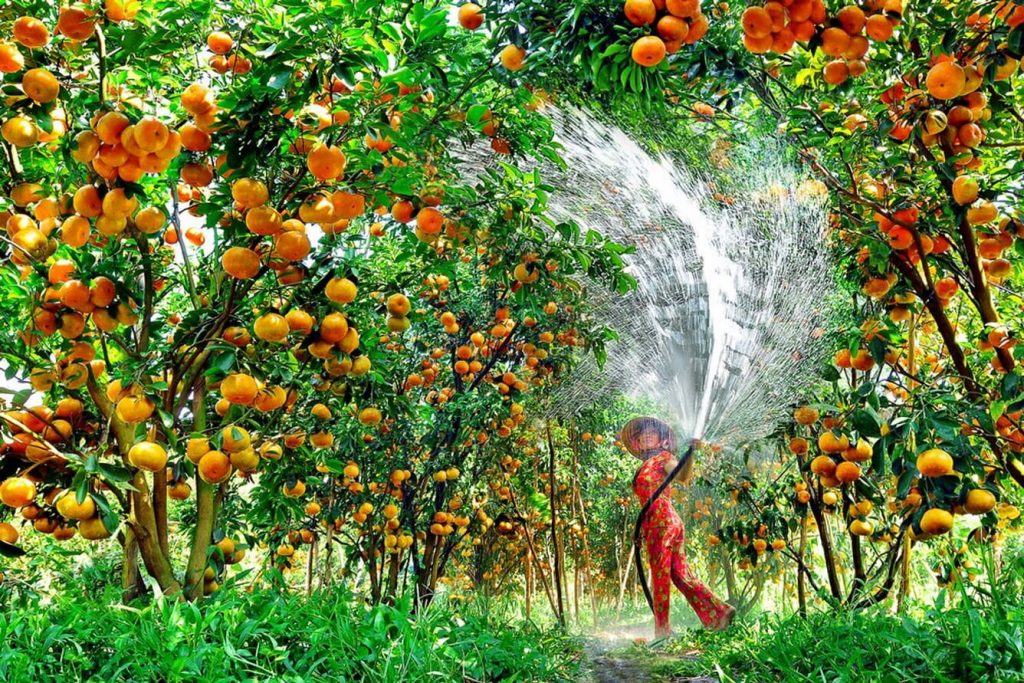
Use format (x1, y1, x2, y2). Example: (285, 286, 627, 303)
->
(670, 546, 733, 629)
(647, 537, 674, 637)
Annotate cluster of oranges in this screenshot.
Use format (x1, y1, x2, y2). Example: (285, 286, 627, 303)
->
(385, 293, 412, 333)
(12, 206, 144, 342)
(741, 1, 899, 86)
(463, 4, 527, 76)
(740, 0, 827, 54)
(792, 402, 1000, 540)
(1, 7, 138, 147)
(0, 393, 117, 543)
(624, 0, 710, 67)
(206, 30, 252, 75)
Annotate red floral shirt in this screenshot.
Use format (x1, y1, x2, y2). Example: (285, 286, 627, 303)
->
(632, 450, 683, 544)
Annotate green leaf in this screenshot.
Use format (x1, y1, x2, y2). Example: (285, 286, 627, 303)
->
(851, 408, 881, 438)
(0, 540, 26, 558)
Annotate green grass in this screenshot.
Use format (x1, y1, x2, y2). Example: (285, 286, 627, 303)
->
(658, 599, 1024, 683)
(0, 586, 582, 682)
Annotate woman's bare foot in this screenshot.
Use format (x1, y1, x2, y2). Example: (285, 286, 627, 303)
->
(709, 605, 736, 631)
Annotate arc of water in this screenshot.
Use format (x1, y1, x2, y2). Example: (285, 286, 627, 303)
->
(456, 106, 834, 447)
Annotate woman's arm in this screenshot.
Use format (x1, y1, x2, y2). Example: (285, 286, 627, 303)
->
(662, 452, 695, 483)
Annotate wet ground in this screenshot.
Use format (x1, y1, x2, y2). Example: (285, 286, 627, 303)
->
(584, 620, 720, 682)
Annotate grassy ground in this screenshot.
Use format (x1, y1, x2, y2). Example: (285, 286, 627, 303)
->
(595, 599, 1024, 683)
(0, 585, 583, 682)
(4, 568, 1023, 682)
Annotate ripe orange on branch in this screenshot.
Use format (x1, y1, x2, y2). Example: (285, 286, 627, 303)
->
(917, 448, 954, 477)
(631, 36, 666, 67)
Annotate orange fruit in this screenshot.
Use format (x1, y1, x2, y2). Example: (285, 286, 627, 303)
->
(56, 491, 95, 520)
(359, 406, 382, 426)
(926, 62, 966, 100)
(0, 522, 18, 544)
(222, 373, 259, 405)
(823, 60, 850, 85)
(222, 246, 261, 279)
(964, 489, 996, 515)
(666, 0, 700, 17)
(624, 0, 657, 26)
(115, 395, 155, 423)
(2, 116, 38, 147)
(387, 293, 411, 316)
(198, 450, 232, 484)
(221, 425, 251, 452)
(254, 312, 289, 342)
(331, 191, 365, 219)
(818, 431, 850, 453)
(416, 207, 444, 235)
(282, 480, 306, 497)
(245, 206, 282, 235)
(307, 143, 346, 181)
(458, 3, 484, 29)
(499, 45, 526, 71)
(13, 17, 50, 49)
(319, 312, 350, 343)
(274, 230, 311, 261)
(793, 406, 819, 425)
(919, 508, 954, 535)
(0, 476, 37, 508)
(207, 31, 233, 54)
(657, 15, 689, 41)
(186, 437, 211, 464)
(22, 68, 60, 103)
(631, 36, 666, 67)
(952, 175, 979, 205)
(849, 519, 873, 536)
(917, 448, 954, 477)
(820, 28, 851, 57)
(128, 441, 167, 472)
(741, 7, 772, 38)
(836, 5, 865, 33)
(865, 14, 893, 41)
(0, 41, 26, 73)
(181, 83, 216, 115)
(835, 461, 861, 483)
(56, 7, 95, 41)
(325, 277, 358, 304)
(391, 200, 415, 223)
(285, 309, 314, 334)
(843, 438, 873, 462)
(231, 178, 269, 208)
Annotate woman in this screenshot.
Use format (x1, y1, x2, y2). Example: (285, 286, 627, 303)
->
(622, 416, 734, 637)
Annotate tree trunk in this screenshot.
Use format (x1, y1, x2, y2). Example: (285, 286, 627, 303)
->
(319, 523, 335, 591)
(897, 533, 913, 613)
(120, 527, 144, 602)
(525, 548, 533, 620)
(153, 465, 169, 558)
(797, 518, 807, 617)
(546, 420, 565, 626)
(617, 544, 634, 620)
(88, 373, 180, 595)
(809, 482, 841, 600)
(305, 537, 317, 596)
(185, 389, 215, 600)
(386, 550, 401, 601)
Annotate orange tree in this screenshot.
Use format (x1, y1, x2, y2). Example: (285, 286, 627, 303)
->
(0, 0, 633, 602)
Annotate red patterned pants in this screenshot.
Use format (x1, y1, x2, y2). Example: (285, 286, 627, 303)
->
(646, 526, 731, 636)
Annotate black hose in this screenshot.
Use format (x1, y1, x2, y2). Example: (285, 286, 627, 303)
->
(632, 440, 697, 612)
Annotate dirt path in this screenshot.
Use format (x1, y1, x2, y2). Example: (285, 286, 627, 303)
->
(583, 621, 719, 683)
